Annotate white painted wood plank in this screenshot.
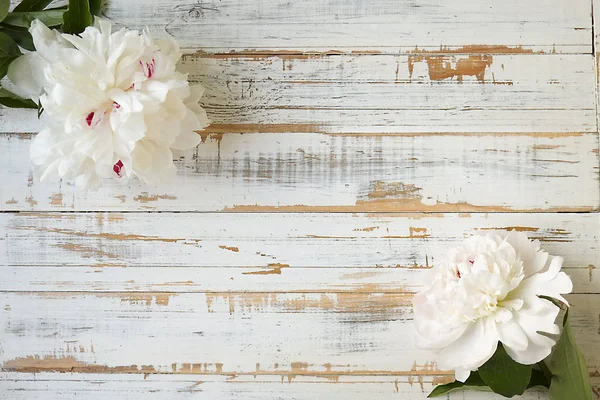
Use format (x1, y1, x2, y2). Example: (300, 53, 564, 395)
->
(100, 0, 592, 53)
(2, 213, 598, 268)
(1, 373, 590, 400)
(1, 266, 597, 294)
(1, 54, 596, 133)
(1, 133, 598, 212)
(0, 373, 578, 400)
(0, 293, 598, 382)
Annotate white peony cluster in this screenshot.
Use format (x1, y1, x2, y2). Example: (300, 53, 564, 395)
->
(8, 18, 209, 189)
(412, 231, 572, 382)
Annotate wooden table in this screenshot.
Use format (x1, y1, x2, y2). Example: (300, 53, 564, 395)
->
(1, 0, 599, 398)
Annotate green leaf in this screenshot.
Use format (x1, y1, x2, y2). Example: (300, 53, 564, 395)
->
(2, 26, 35, 50)
(2, 10, 65, 28)
(0, 87, 37, 108)
(428, 371, 490, 397)
(478, 344, 532, 397)
(0, 32, 22, 78)
(36, 99, 44, 118)
(62, 0, 92, 34)
(89, 0, 103, 15)
(548, 309, 593, 400)
(428, 367, 551, 398)
(529, 368, 551, 389)
(0, 0, 10, 23)
(13, 0, 54, 12)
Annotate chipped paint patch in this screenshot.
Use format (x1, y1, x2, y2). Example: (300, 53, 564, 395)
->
(16, 225, 197, 244)
(119, 293, 172, 307)
(219, 245, 240, 252)
(368, 181, 421, 200)
(408, 54, 492, 83)
(2, 355, 453, 381)
(25, 196, 37, 207)
(49, 193, 63, 206)
(353, 226, 379, 232)
(479, 226, 540, 232)
(532, 144, 563, 150)
(201, 123, 327, 134)
(243, 263, 290, 275)
(133, 193, 177, 203)
(54, 243, 119, 259)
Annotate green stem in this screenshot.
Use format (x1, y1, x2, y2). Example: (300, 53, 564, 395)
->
(537, 360, 552, 387)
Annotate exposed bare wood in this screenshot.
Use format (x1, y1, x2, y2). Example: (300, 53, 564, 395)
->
(1, 133, 597, 211)
(1, 213, 598, 268)
(1, 54, 596, 133)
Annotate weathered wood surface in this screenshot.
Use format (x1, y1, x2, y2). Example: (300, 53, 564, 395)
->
(0, 293, 598, 386)
(100, 0, 593, 53)
(0, 213, 598, 292)
(1, 213, 598, 268)
(1, 0, 600, 398)
(2, 374, 592, 400)
(1, 54, 597, 133)
(1, 132, 598, 212)
(1, 213, 598, 396)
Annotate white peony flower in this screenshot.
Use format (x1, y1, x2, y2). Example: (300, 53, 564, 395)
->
(8, 18, 209, 189)
(412, 231, 572, 382)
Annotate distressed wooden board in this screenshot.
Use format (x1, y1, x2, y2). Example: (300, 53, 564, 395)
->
(1, 266, 597, 294)
(2, 373, 586, 400)
(2, 213, 599, 268)
(2, 374, 597, 400)
(0, 293, 598, 382)
(1, 54, 596, 133)
(1, 0, 599, 398)
(99, 0, 592, 53)
(1, 133, 598, 212)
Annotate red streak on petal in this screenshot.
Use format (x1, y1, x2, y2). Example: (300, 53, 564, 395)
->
(113, 160, 124, 177)
(457, 270, 461, 278)
(113, 102, 121, 109)
(86, 112, 95, 127)
(140, 59, 156, 79)
(469, 259, 474, 264)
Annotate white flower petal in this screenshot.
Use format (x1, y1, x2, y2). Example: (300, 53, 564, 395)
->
(413, 232, 571, 375)
(438, 318, 498, 373)
(16, 18, 209, 189)
(455, 368, 471, 383)
(504, 231, 548, 277)
(497, 317, 528, 353)
(170, 128, 201, 150)
(7, 54, 48, 100)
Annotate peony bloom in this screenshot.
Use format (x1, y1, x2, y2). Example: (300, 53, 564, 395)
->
(412, 231, 572, 382)
(8, 18, 209, 189)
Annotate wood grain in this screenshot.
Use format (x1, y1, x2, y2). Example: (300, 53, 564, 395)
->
(1, 54, 596, 133)
(1, 0, 599, 398)
(0, 293, 598, 387)
(2, 213, 598, 268)
(99, 0, 592, 53)
(1, 132, 598, 212)
(2, 373, 589, 400)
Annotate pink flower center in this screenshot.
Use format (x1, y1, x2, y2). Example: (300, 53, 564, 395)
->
(469, 259, 474, 264)
(86, 112, 95, 126)
(140, 58, 156, 79)
(113, 102, 121, 110)
(113, 160, 124, 177)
